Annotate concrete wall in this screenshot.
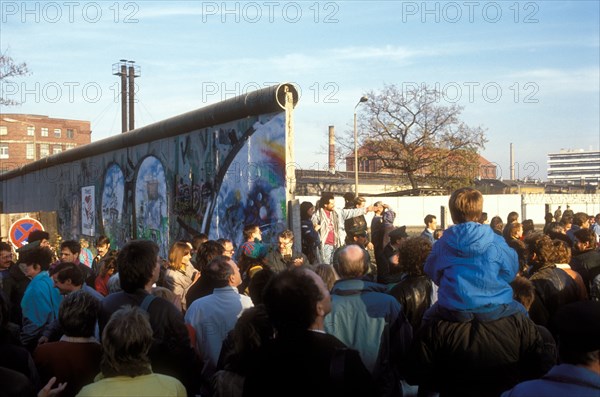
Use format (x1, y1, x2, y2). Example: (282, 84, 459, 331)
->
(297, 193, 600, 230)
(1, 84, 297, 256)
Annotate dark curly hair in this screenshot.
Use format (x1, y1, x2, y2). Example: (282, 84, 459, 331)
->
(399, 237, 432, 277)
(22, 247, 53, 271)
(195, 240, 225, 272)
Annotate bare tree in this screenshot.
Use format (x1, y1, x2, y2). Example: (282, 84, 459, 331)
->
(0, 50, 30, 106)
(347, 84, 487, 190)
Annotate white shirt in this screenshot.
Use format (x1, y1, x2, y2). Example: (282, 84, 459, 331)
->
(184, 286, 253, 380)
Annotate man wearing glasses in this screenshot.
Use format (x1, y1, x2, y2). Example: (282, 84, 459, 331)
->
(266, 230, 309, 273)
(217, 239, 236, 258)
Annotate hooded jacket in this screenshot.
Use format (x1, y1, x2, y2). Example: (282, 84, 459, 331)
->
(425, 222, 518, 312)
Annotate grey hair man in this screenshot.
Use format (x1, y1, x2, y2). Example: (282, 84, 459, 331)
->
(325, 245, 412, 396)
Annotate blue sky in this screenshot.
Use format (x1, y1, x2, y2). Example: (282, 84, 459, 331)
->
(1, 0, 599, 180)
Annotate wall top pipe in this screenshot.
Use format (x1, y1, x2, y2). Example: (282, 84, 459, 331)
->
(0, 83, 299, 181)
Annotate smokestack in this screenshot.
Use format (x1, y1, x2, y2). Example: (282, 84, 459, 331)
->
(112, 59, 128, 133)
(128, 63, 135, 131)
(120, 63, 127, 133)
(113, 60, 141, 134)
(510, 142, 515, 180)
(328, 125, 335, 174)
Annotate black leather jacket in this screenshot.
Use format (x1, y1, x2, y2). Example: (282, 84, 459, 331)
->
(528, 264, 580, 327)
(388, 275, 433, 331)
(406, 311, 550, 397)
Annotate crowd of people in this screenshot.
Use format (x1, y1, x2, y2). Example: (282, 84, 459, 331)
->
(1, 188, 599, 397)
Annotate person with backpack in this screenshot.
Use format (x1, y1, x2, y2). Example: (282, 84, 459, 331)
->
(98, 240, 200, 396)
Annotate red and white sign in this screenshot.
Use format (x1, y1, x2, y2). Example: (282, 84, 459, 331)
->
(9, 217, 45, 249)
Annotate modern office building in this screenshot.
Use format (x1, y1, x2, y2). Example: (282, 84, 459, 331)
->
(547, 149, 600, 186)
(0, 114, 91, 171)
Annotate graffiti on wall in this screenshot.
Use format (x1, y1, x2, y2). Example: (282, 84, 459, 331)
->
(58, 181, 82, 240)
(135, 156, 169, 257)
(81, 186, 95, 236)
(50, 111, 287, 254)
(167, 113, 288, 248)
(101, 163, 125, 247)
(210, 114, 286, 248)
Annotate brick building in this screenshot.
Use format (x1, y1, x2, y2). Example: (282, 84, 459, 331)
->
(0, 114, 91, 171)
(345, 145, 497, 179)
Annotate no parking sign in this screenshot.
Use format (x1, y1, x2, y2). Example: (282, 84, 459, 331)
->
(9, 217, 45, 249)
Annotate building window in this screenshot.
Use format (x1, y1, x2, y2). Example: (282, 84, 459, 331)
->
(54, 128, 61, 138)
(359, 159, 373, 172)
(41, 127, 49, 137)
(0, 144, 8, 159)
(0, 126, 7, 135)
(65, 144, 76, 150)
(27, 126, 35, 136)
(26, 144, 35, 159)
(40, 144, 49, 158)
(53, 145, 62, 154)
(66, 129, 74, 139)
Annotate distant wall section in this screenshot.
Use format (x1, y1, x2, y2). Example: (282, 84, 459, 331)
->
(297, 193, 600, 230)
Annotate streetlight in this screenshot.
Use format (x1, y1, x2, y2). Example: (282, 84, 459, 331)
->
(354, 95, 369, 196)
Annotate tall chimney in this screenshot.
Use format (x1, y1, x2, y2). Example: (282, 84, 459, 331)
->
(113, 60, 140, 133)
(128, 63, 135, 131)
(112, 60, 128, 133)
(328, 125, 335, 173)
(120, 63, 127, 133)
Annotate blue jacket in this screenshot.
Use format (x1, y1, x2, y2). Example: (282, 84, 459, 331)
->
(501, 364, 600, 397)
(566, 224, 580, 244)
(20, 271, 63, 349)
(325, 279, 412, 397)
(420, 228, 435, 244)
(425, 222, 518, 312)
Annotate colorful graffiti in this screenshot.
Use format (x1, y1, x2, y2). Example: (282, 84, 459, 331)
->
(135, 156, 169, 257)
(210, 114, 286, 248)
(101, 163, 125, 247)
(4, 111, 289, 253)
(81, 186, 95, 236)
